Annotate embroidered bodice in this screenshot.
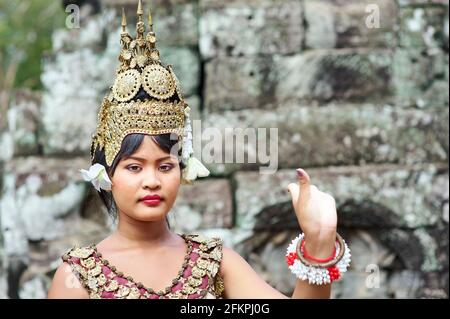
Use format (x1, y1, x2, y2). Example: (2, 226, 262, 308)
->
(61, 233, 225, 299)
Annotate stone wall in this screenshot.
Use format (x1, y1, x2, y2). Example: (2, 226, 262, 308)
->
(0, 0, 448, 298)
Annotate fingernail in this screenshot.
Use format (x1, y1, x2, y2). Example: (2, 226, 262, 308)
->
(296, 168, 304, 178)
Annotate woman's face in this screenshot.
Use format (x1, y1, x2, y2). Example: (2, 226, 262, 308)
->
(110, 135, 181, 222)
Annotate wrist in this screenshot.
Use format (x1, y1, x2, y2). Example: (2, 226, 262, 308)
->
(303, 233, 336, 260)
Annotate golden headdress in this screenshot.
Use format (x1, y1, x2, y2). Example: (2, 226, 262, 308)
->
(89, 0, 209, 185)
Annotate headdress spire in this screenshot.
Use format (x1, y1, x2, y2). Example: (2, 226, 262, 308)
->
(148, 7, 153, 32)
(137, 0, 144, 19)
(121, 7, 127, 33)
(136, 0, 145, 38)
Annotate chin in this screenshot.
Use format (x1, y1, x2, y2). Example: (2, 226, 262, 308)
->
(132, 207, 169, 222)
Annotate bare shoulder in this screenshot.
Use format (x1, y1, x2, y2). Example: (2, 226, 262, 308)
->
(220, 246, 244, 272)
(47, 262, 89, 299)
(219, 246, 288, 299)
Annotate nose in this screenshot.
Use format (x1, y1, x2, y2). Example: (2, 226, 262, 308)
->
(143, 169, 161, 189)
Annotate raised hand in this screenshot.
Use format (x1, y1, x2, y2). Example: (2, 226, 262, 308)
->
(287, 168, 337, 259)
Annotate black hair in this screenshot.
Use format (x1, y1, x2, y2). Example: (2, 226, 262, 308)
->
(91, 133, 186, 221)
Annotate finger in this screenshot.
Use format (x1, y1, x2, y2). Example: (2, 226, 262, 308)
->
(296, 168, 311, 206)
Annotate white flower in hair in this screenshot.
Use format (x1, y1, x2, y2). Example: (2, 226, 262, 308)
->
(79, 163, 113, 191)
(180, 105, 210, 184)
(182, 156, 210, 183)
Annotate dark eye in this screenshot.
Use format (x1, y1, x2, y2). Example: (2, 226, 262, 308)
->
(159, 164, 173, 172)
(127, 165, 141, 172)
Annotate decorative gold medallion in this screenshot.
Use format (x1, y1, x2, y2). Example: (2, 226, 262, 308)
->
(113, 69, 141, 102)
(141, 64, 175, 100)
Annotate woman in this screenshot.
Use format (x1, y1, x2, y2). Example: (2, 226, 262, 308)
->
(47, 1, 350, 299)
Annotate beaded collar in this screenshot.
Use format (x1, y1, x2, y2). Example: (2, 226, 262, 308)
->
(91, 233, 193, 296)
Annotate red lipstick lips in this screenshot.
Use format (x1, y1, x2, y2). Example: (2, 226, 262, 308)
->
(140, 194, 162, 206)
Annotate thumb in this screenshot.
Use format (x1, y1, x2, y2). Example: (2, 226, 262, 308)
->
(296, 168, 311, 206)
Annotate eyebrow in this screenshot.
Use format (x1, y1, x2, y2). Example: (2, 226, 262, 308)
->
(123, 155, 175, 163)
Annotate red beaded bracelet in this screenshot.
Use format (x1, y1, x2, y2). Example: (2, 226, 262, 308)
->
(300, 239, 336, 263)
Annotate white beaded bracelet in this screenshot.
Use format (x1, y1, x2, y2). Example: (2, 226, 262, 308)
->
(285, 233, 351, 285)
